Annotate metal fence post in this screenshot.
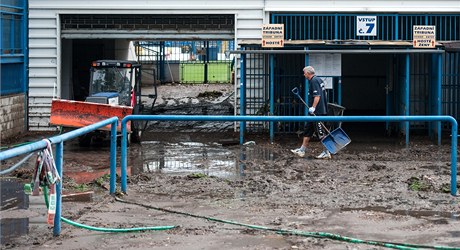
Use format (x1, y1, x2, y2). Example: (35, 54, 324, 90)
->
(110, 120, 118, 194)
(53, 141, 63, 236)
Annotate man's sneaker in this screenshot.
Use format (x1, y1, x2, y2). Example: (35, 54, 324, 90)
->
(290, 148, 305, 158)
(315, 150, 331, 159)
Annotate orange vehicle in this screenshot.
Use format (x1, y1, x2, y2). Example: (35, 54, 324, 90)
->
(50, 60, 156, 146)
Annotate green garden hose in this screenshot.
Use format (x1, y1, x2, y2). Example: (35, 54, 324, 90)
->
(115, 197, 459, 250)
(43, 186, 176, 232)
(59, 217, 175, 232)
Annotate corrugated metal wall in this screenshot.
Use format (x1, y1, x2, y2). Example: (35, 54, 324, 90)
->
(1, 0, 27, 96)
(28, 11, 59, 130)
(27, 0, 265, 131)
(1, 0, 28, 138)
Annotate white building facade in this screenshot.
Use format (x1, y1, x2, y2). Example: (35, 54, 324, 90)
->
(28, 0, 460, 131)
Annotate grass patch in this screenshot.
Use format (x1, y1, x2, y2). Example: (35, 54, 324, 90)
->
(95, 174, 111, 186)
(407, 176, 433, 191)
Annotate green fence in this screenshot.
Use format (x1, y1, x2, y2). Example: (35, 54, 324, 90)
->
(180, 61, 232, 84)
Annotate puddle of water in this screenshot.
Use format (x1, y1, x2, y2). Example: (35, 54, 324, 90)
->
(0, 178, 98, 244)
(1, 179, 28, 210)
(0, 218, 29, 245)
(1, 179, 31, 244)
(140, 141, 277, 178)
(340, 206, 459, 220)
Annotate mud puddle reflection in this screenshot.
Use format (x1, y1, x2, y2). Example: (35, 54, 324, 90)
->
(1, 178, 30, 244)
(338, 206, 459, 221)
(1, 177, 97, 245)
(140, 141, 277, 178)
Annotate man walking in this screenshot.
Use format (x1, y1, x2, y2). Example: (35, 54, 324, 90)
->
(291, 66, 331, 159)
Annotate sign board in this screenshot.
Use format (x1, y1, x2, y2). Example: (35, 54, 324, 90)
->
(413, 25, 436, 48)
(309, 54, 341, 77)
(322, 77, 333, 90)
(308, 54, 341, 90)
(262, 24, 284, 48)
(356, 16, 377, 36)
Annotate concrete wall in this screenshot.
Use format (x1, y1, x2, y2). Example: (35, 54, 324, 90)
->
(0, 94, 26, 141)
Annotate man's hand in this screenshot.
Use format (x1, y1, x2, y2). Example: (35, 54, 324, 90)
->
(308, 107, 315, 114)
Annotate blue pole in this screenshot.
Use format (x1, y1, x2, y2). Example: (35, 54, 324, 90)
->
(269, 54, 275, 143)
(337, 78, 342, 105)
(429, 54, 435, 138)
(121, 124, 128, 193)
(451, 123, 458, 196)
(405, 53, 410, 145)
(110, 120, 118, 194)
(239, 51, 246, 144)
(334, 14, 338, 40)
(53, 141, 63, 236)
(304, 47, 309, 116)
(437, 52, 442, 145)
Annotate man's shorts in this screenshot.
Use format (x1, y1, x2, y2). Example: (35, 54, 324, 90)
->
(303, 115, 326, 138)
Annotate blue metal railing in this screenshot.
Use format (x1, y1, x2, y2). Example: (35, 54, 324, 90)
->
(121, 115, 458, 196)
(0, 117, 119, 236)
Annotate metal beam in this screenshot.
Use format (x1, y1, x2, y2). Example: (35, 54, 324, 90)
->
(61, 33, 233, 40)
(228, 49, 445, 54)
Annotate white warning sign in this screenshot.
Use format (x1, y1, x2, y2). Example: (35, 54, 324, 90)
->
(413, 25, 436, 48)
(262, 24, 284, 48)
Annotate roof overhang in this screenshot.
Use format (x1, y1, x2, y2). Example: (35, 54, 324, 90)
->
(238, 39, 454, 51)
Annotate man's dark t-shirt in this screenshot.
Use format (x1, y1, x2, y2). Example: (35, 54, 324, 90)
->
(308, 75, 328, 115)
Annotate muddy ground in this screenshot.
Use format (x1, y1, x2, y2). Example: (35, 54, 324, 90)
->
(1, 83, 459, 249)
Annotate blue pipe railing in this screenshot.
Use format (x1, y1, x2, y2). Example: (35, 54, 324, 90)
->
(121, 115, 458, 196)
(0, 117, 119, 236)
